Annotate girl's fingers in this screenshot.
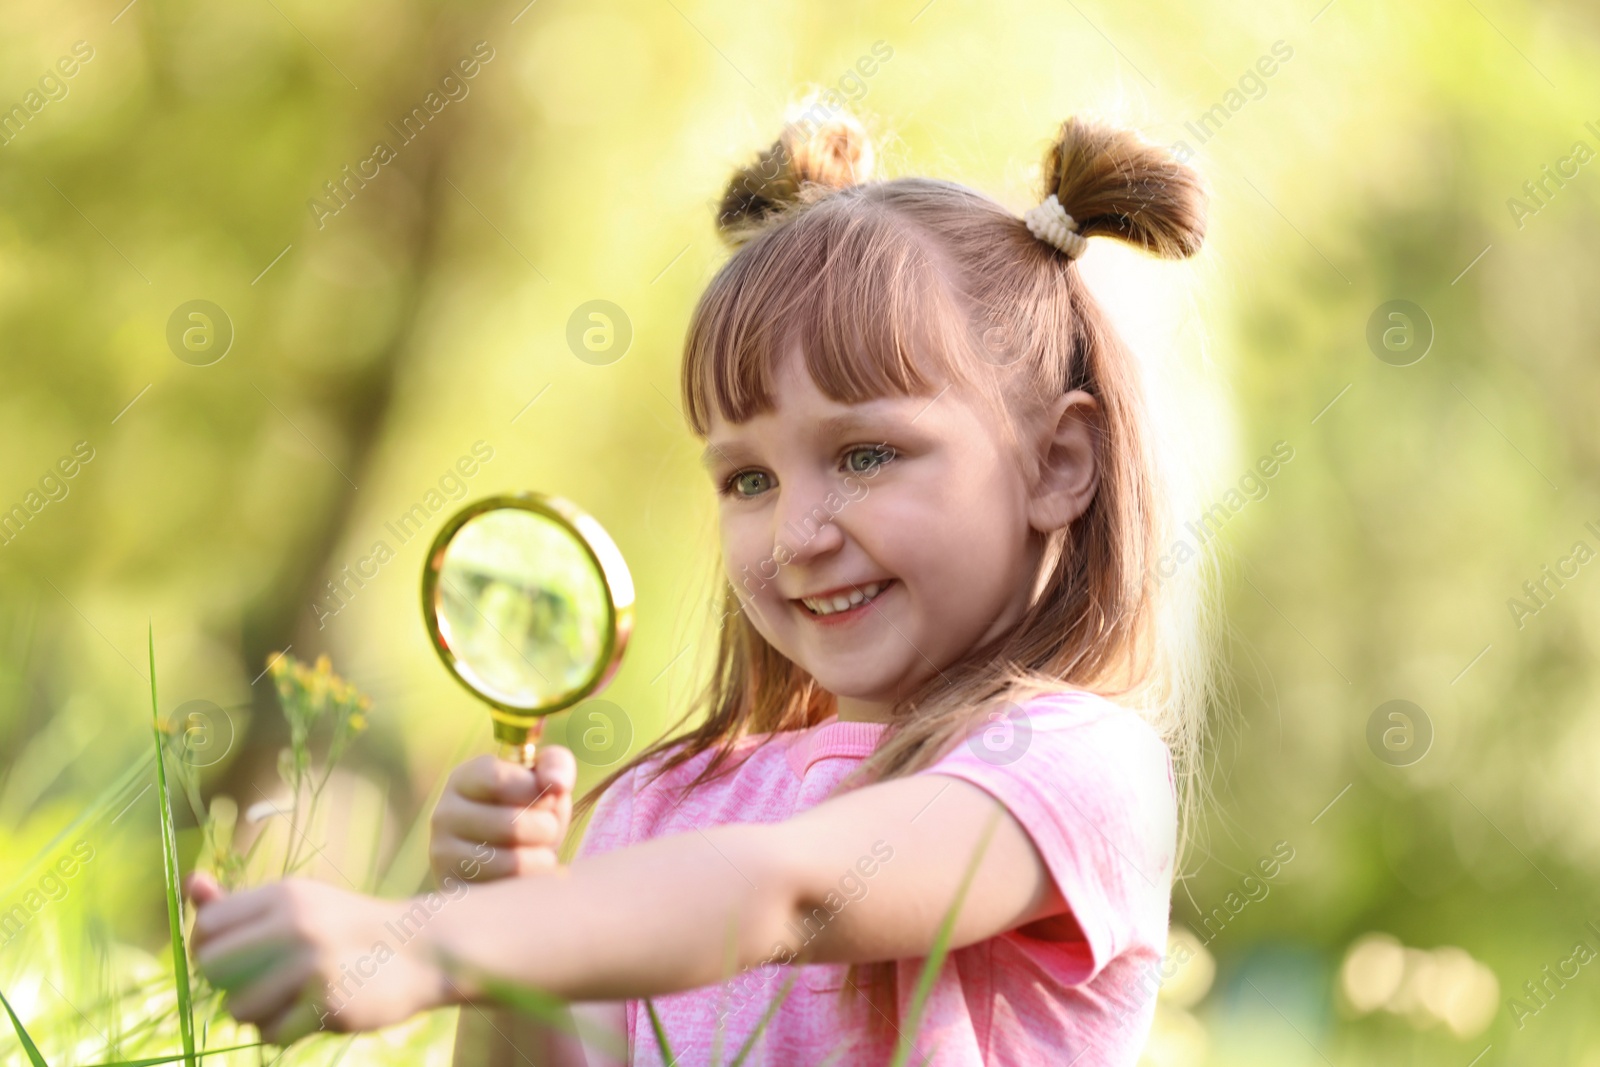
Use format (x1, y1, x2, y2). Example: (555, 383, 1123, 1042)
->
(448, 747, 576, 807)
(505, 846, 561, 876)
(433, 838, 556, 881)
(191, 885, 274, 945)
(436, 793, 561, 848)
(452, 754, 540, 806)
(222, 947, 312, 1025)
(183, 871, 228, 907)
(431, 837, 502, 881)
(532, 745, 576, 803)
(431, 748, 576, 885)
(195, 920, 299, 990)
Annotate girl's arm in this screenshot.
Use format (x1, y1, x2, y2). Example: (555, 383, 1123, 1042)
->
(427, 770, 1063, 1000)
(189, 772, 1064, 1042)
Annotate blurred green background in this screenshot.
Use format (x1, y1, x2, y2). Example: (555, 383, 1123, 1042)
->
(3, 0, 1599, 1063)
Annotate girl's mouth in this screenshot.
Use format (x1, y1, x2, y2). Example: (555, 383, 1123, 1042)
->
(795, 579, 895, 624)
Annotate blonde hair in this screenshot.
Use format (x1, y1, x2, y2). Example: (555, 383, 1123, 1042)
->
(575, 108, 1213, 1028)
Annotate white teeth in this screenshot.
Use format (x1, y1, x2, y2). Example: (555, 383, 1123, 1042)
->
(802, 581, 889, 616)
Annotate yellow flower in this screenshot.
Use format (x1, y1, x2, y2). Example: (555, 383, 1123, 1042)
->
(311, 656, 332, 703)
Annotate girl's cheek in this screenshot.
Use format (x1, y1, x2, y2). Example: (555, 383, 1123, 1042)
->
(721, 524, 778, 595)
(724, 515, 758, 560)
(717, 517, 751, 570)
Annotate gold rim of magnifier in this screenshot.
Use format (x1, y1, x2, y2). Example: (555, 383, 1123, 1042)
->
(421, 492, 635, 744)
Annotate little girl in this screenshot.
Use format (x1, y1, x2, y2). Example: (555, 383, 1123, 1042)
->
(186, 108, 1211, 1066)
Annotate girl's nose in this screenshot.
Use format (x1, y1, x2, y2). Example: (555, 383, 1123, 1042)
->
(772, 486, 846, 565)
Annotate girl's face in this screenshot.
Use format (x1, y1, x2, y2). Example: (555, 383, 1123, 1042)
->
(703, 351, 1050, 718)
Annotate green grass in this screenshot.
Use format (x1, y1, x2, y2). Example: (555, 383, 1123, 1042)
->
(0, 986, 47, 1067)
(1, 977, 256, 1067)
(2, 638, 995, 1066)
(149, 625, 197, 1067)
(723, 970, 798, 1066)
(0, 628, 266, 1066)
(0, 643, 387, 1066)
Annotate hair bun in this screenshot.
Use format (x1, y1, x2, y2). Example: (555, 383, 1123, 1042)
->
(716, 106, 875, 247)
(1041, 116, 1207, 260)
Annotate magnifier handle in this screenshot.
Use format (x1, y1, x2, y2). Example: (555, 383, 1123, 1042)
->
(494, 719, 543, 769)
(497, 739, 538, 769)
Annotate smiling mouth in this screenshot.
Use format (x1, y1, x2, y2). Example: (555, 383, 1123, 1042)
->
(796, 580, 895, 617)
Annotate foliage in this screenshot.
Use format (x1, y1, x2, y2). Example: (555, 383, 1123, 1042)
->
(4, 0, 1600, 1063)
(0, 644, 380, 1065)
(267, 652, 371, 877)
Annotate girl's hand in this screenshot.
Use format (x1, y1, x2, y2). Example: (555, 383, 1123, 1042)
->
(184, 872, 450, 1046)
(429, 747, 576, 884)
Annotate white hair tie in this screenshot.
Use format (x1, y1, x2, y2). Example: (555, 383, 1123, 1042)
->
(1022, 193, 1088, 260)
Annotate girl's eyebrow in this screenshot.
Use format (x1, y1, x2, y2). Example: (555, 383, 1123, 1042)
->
(813, 409, 905, 438)
(699, 442, 742, 469)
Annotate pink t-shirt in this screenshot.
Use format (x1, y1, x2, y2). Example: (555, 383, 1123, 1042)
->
(574, 688, 1177, 1066)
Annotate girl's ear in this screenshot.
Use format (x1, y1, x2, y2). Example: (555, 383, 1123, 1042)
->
(1026, 390, 1101, 533)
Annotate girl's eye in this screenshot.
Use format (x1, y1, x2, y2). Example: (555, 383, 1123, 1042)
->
(844, 444, 896, 474)
(717, 446, 894, 499)
(720, 469, 772, 499)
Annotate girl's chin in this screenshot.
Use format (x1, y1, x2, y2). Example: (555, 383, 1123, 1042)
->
(800, 662, 914, 706)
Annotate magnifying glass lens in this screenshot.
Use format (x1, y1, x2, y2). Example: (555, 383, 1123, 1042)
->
(422, 493, 633, 767)
(436, 509, 607, 707)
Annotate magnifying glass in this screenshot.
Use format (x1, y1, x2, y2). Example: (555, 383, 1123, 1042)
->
(421, 492, 634, 768)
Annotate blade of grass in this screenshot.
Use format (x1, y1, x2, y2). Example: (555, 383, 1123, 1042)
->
(0, 985, 51, 1067)
(726, 970, 799, 1067)
(709, 912, 739, 1067)
(360, 780, 390, 894)
(150, 624, 198, 1067)
(643, 998, 677, 1065)
(455, 974, 567, 1024)
(815, 1043, 853, 1067)
(78, 979, 205, 1062)
(74, 978, 192, 1062)
(0, 752, 153, 902)
(470, 973, 629, 1062)
(888, 806, 1004, 1067)
(376, 724, 479, 898)
(92, 1041, 261, 1066)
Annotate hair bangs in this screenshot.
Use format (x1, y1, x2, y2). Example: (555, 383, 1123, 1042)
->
(682, 193, 980, 436)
